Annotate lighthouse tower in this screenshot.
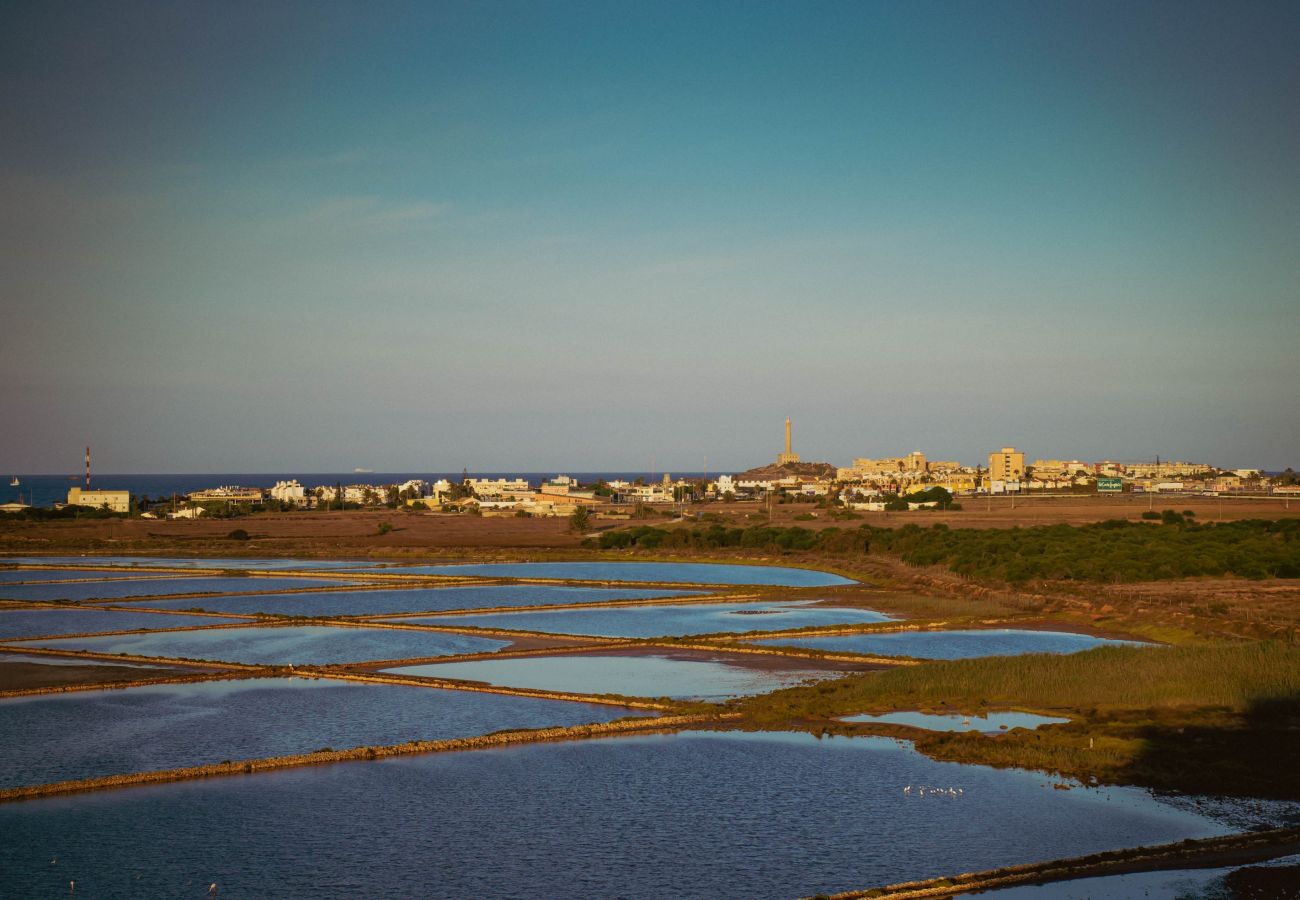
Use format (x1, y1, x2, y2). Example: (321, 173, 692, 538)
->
(776, 417, 801, 465)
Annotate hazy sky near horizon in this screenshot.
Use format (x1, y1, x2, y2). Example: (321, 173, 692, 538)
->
(3, 1, 1298, 473)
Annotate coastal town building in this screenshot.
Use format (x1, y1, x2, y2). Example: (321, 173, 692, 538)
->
(988, 447, 1026, 483)
(465, 478, 532, 500)
(189, 486, 264, 504)
(269, 480, 307, 505)
(66, 487, 130, 512)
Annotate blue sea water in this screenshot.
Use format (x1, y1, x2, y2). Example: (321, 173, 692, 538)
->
(4, 472, 711, 509)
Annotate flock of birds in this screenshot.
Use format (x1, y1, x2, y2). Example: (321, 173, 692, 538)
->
(903, 785, 964, 797)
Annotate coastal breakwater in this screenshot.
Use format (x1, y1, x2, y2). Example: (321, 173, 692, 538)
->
(818, 826, 1300, 898)
(0, 712, 730, 803)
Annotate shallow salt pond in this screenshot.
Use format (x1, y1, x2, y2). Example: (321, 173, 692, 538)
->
(0, 576, 356, 603)
(386, 653, 850, 700)
(2, 556, 372, 570)
(978, 853, 1300, 898)
(130, 584, 701, 617)
(0, 731, 1241, 899)
(0, 608, 244, 640)
(27, 625, 509, 666)
(398, 600, 892, 638)
(0, 568, 180, 584)
(349, 561, 855, 586)
(750, 628, 1142, 659)
(0, 677, 644, 790)
(842, 710, 1071, 732)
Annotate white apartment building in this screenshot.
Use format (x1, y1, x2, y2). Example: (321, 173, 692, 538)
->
(270, 480, 307, 505)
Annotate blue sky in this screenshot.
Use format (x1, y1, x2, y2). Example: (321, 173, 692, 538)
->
(3, 1, 1297, 472)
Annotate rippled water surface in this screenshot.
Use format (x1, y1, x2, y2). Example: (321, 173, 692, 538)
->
(131, 584, 700, 616)
(0, 576, 355, 603)
(0, 732, 1230, 899)
(401, 600, 891, 637)
(29, 626, 509, 665)
(0, 608, 243, 639)
(751, 629, 1142, 658)
(0, 678, 642, 789)
(389, 654, 851, 700)
(842, 710, 1071, 732)
(353, 561, 854, 586)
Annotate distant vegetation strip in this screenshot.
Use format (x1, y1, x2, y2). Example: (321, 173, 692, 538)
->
(595, 518, 1300, 582)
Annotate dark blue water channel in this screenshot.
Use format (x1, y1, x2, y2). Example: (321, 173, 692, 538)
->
(0, 576, 355, 603)
(355, 561, 855, 586)
(130, 584, 701, 616)
(0, 731, 1229, 899)
(28, 626, 509, 665)
(0, 677, 643, 790)
(0, 608, 243, 639)
(397, 599, 891, 637)
(751, 629, 1143, 658)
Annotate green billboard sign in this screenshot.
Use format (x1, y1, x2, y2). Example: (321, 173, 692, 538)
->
(1097, 477, 1123, 493)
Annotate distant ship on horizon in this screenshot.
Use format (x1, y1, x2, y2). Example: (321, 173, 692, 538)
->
(353, 467, 374, 474)
(8, 476, 17, 487)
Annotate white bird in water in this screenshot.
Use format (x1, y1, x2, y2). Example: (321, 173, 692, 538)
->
(208, 884, 218, 897)
(903, 785, 912, 794)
